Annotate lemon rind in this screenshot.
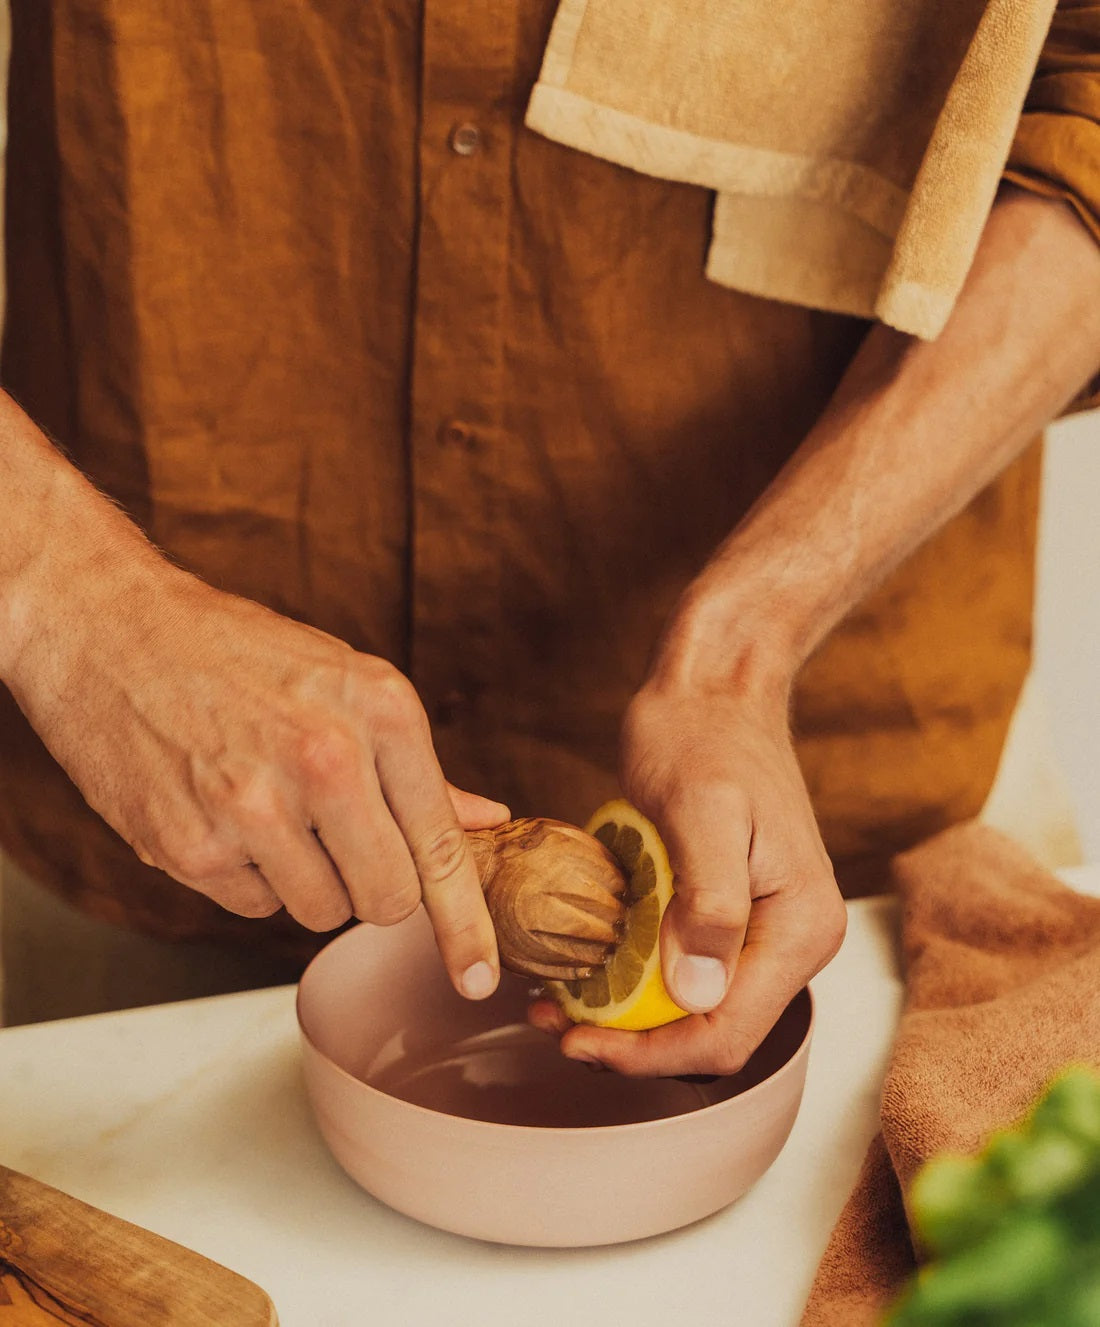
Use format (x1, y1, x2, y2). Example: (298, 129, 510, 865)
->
(548, 799, 690, 1031)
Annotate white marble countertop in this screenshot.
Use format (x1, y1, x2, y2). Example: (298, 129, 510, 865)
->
(4, 866, 1099, 1327)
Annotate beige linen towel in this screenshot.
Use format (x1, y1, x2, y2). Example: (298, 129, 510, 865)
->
(800, 822, 1100, 1324)
(527, 1, 1058, 338)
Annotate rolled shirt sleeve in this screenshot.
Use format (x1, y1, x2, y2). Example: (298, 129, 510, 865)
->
(1004, 0, 1100, 410)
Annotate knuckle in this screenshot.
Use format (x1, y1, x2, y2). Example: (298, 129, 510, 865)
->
(685, 888, 750, 934)
(297, 894, 354, 933)
(678, 774, 742, 809)
(162, 832, 235, 883)
(297, 727, 359, 787)
(785, 865, 846, 961)
(130, 840, 158, 869)
(815, 889, 848, 963)
(664, 780, 752, 836)
(235, 893, 283, 919)
(435, 914, 486, 954)
(230, 775, 284, 828)
(360, 886, 420, 927)
(199, 762, 284, 830)
(213, 884, 278, 919)
(712, 1030, 755, 1077)
(712, 1050, 749, 1078)
(368, 667, 422, 731)
(416, 823, 469, 884)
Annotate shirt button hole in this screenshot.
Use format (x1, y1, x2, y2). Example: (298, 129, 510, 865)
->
(439, 420, 478, 450)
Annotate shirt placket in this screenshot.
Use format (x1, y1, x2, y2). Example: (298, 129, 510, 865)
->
(408, 2, 518, 758)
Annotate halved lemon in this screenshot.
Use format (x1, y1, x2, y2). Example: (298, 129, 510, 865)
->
(546, 799, 689, 1031)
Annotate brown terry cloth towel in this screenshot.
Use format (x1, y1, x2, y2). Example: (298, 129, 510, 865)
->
(801, 822, 1100, 1326)
(527, 1, 1057, 338)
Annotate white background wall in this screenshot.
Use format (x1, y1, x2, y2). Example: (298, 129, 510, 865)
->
(1036, 414, 1100, 859)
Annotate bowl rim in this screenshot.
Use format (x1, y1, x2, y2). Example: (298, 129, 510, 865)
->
(296, 921, 816, 1137)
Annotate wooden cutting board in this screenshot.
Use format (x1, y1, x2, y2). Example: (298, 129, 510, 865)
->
(0, 1165, 277, 1325)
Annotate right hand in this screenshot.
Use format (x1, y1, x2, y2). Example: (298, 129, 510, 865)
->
(5, 551, 509, 999)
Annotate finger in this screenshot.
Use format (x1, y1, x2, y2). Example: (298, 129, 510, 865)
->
(312, 765, 423, 926)
(527, 999, 573, 1036)
(561, 886, 845, 1078)
(558, 1014, 717, 1077)
(247, 821, 354, 932)
(181, 863, 284, 919)
(652, 787, 752, 1013)
(709, 884, 845, 1051)
(446, 782, 511, 830)
(375, 712, 500, 1000)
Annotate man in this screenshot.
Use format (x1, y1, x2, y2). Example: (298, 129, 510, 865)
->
(1, 3, 1098, 1076)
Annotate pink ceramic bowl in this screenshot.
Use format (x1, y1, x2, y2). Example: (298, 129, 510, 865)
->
(297, 909, 813, 1247)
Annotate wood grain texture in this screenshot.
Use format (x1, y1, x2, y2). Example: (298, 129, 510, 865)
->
(0, 1166, 277, 1326)
(469, 818, 627, 979)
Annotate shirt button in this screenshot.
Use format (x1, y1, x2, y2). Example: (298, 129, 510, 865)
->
(449, 122, 483, 157)
(438, 419, 476, 449)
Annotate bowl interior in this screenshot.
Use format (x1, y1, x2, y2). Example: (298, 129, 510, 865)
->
(298, 909, 811, 1129)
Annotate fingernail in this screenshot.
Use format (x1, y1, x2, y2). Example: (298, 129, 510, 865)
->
(460, 960, 496, 1000)
(673, 954, 728, 1011)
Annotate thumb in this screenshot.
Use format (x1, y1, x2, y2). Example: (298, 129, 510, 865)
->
(446, 782, 511, 831)
(655, 790, 752, 1014)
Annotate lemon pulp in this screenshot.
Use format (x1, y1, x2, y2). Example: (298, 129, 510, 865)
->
(546, 799, 689, 1031)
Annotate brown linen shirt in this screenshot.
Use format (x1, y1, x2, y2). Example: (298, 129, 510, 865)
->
(0, 2, 1096, 965)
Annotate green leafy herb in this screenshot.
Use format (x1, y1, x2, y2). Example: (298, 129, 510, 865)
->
(885, 1067, 1100, 1327)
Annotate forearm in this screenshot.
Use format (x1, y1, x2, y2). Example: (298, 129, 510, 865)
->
(658, 187, 1100, 693)
(0, 393, 154, 685)
(0, 400, 508, 977)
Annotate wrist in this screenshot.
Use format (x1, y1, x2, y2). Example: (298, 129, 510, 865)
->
(0, 457, 156, 692)
(646, 572, 802, 708)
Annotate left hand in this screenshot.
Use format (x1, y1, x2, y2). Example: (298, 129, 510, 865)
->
(529, 674, 847, 1077)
